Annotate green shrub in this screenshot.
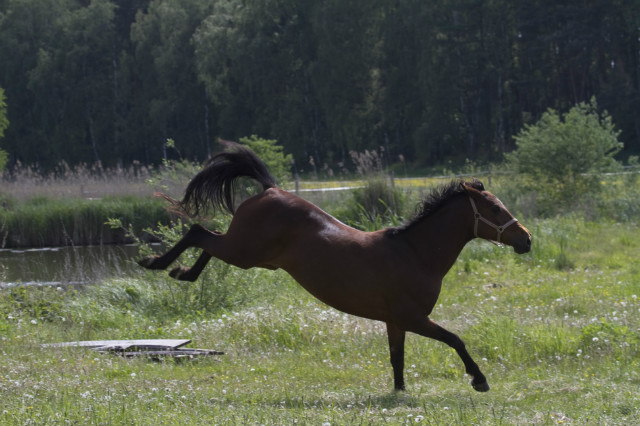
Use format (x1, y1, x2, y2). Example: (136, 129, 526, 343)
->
(333, 177, 405, 231)
(505, 97, 624, 216)
(238, 135, 293, 183)
(353, 178, 404, 221)
(507, 97, 622, 181)
(330, 148, 407, 230)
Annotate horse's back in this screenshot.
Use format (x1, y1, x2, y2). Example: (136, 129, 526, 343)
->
(223, 188, 347, 266)
(232, 187, 347, 234)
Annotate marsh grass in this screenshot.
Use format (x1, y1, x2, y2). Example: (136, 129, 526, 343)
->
(0, 196, 171, 248)
(0, 160, 198, 248)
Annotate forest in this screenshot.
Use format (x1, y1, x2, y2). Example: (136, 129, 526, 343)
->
(1, 0, 639, 172)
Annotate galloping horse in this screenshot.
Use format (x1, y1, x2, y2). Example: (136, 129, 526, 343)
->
(140, 143, 532, 392)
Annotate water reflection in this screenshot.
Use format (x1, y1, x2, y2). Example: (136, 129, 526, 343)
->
(0, 245, 144, 287)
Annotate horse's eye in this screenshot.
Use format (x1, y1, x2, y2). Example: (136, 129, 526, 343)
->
(491, 205, 501, 215)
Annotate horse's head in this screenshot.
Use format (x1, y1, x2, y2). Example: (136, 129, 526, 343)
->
(462, 181, 532, 254)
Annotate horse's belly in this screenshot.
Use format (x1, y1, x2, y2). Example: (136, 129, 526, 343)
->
(284, 263, 391, 322)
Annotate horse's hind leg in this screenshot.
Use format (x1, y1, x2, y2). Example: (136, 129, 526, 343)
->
(409, 318, 489, 392)
(140, 220, 271, 280)
(139, 224, 218, 272)
(169, 251, 212, 282)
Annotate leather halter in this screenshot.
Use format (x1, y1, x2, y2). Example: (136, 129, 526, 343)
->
(468, 197, 518, 244)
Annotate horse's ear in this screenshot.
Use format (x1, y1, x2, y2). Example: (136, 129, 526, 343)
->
(473, 178, 486, 191)
(460, 181, 476, 193)
(462, 178, 486, 192)
(460, 179, 485, 194)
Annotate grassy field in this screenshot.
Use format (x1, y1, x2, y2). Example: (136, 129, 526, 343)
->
(2, 168, 640, 425)
(1, 210, 639, 425)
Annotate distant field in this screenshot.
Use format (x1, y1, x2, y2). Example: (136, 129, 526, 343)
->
(285, 173, 495, 192)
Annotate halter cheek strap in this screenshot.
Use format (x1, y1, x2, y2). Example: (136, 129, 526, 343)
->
(468, 197, 518, 244)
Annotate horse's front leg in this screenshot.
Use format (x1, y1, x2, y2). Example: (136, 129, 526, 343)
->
(139, 224, 216, 271)
(386, 323, 407, 391)
(409, 318, 489, 392)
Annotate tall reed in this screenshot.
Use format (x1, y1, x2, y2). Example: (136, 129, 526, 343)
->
(0, 161, 154, 201)
(0, 196, 170, 248)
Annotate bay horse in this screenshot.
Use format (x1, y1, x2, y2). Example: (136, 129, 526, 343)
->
(139, 143, 532, 392)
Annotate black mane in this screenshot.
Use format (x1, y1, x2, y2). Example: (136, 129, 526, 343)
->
(387, 178, 485, 235)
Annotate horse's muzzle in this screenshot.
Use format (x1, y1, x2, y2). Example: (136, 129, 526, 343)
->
(513, 233, 532, 254)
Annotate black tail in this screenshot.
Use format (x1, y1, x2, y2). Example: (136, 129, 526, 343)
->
(181, 142, 277, 216)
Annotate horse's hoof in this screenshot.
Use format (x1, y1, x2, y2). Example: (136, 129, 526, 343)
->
(471, 379, 490, 392)
(170, 267, 197, 282)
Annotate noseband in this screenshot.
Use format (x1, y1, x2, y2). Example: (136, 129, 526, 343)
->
(468, 197, 518, 244)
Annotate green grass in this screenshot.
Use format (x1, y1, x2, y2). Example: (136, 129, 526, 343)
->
(1, 214, 639, 425)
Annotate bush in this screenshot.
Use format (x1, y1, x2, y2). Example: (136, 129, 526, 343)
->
(238, 135, 293, 183)
(507, 97, 622, 181)
(505, 97, 623, 215)
(347, 177, 405, 228)
(333, 149, 406, 230)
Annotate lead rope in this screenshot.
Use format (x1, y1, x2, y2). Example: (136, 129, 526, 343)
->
(468, 197, 518, 244)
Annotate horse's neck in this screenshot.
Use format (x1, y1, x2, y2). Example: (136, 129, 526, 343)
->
(404, 198, 472, 277)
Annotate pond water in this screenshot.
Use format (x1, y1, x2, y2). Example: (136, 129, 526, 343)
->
(0, 245, 146, 288)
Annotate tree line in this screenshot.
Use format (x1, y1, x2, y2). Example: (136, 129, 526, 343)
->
(1, 0, 639, 173)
